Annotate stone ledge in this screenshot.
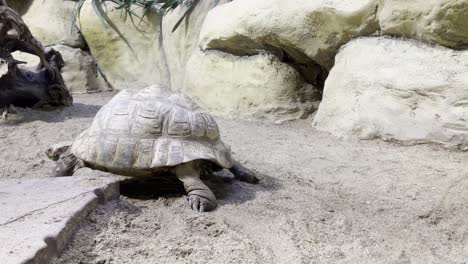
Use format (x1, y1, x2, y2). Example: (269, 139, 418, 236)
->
(0, 177, 120, 264)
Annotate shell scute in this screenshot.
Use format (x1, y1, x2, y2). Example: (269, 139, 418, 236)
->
(113, 138, 137, 168)
(133, 106, 163, 136)
(84, 136, 98, 162)
(191, 113, 206, 138)
(166, 141, 184, 165)
(133, 139, 154, 169)
(151, 139, 169, 168)
(168, 110, 191, 137)
(204, 114, 220, 140)
(96, 137, 117, 166)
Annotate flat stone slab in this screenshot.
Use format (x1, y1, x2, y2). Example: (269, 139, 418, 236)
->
(0, 177, 119, 264)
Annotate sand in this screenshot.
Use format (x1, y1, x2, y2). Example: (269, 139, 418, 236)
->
(1, 93, 468, 263)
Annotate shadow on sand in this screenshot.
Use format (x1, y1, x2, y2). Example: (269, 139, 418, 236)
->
(1, 103, 102, 125)
(119, 170, 281, 207)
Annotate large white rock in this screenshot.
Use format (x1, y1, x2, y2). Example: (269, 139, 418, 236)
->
(78, 2, 170, 90)
(378, 0, 468, 48)
(17, 0, 85, 48)
(199, 0, 379, 70)
(184, 50, 317, 121)
(0, 177, 119, 264)
(314, 37, 468, 150)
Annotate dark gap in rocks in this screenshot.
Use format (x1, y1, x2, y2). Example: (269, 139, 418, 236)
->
(272, 45, 329, 99)
(206, 36, 264, 57)
(259, 42, 328, 100)
(77, 30, 91, 52)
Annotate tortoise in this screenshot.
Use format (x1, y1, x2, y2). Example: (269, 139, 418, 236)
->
(46, 86, 258, 212)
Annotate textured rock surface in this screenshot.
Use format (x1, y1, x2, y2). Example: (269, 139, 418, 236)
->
(0, 177, 119, 264)
(52, 45, 106, 94)
(17, 0, 85, 48)
(78, 2, 169, 90)
(378, 0, 468, 48)
(184, 50, 317, 121)
(199, 0, 379, 71)
(314, 37, 468, 149)
(40, 0, 468, 121)
(76, 0, 319, 121)
(162, 0, 229, 90)
(77, 1, 230, 91)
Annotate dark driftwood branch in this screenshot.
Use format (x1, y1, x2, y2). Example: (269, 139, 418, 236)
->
(0, 2, 72, 109)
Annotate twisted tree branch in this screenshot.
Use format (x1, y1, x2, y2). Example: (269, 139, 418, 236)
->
(0, 3, 72, 109)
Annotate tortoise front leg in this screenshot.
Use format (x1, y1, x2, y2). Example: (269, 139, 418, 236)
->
(175, 162, 217, 212)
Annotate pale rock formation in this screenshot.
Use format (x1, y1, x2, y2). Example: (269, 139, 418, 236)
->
(15, 0, 85, 48)
(31, 0, 468, 122)
(162, 0, 230, 90)
(198, 0, 468, 87)
(378, 0, 468, 48)
(77, 0, 229, 91)
(78, 2, 170, 90)
(181, 0, 377, 120)
(52, 45, 106, 94)
(314, 37, 468, 150)
(199, 0, 380, 72)
(175, 0, 320, 121)
(184, 50, 318, 121)
(78, 0, 318, 120)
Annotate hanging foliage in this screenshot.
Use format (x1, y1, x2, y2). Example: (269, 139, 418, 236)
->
(74, 0, 207, 33)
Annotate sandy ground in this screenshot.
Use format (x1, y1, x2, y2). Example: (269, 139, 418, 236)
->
(1, 93, 468, 263)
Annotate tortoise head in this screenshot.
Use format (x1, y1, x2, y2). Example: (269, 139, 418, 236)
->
(46, 142, 72, 161)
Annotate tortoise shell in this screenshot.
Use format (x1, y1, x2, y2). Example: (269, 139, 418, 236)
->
(70, 86, 234, 176)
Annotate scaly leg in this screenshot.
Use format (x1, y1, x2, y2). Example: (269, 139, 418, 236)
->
(175, 162, 217, 212)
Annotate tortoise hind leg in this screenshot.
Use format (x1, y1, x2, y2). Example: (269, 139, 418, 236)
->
(54, 150, 83, 176)
(229, 161, 259, 184)
(175, 162, 217, 212)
